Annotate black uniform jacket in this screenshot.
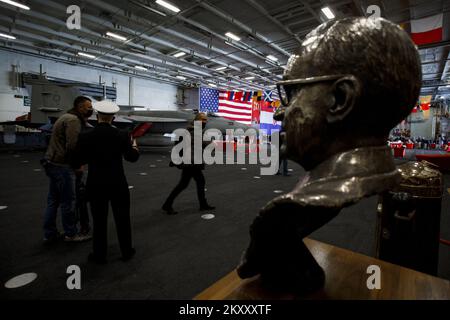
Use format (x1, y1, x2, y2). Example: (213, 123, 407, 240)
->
(73, 123, 140, 198)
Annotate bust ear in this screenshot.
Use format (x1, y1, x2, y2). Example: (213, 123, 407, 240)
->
(326, 75, 361, 123)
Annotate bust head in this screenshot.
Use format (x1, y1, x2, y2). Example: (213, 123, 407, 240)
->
(276, 17, 421, 170)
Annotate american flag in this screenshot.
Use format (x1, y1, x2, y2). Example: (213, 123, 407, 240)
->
(199, 87, 253, 125)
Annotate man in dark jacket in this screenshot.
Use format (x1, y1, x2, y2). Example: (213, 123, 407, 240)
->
(162, 112, 214, 215)
(73, 100, 140, 264)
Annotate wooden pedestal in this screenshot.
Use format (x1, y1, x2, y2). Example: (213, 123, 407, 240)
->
(195, 238, 450, 300)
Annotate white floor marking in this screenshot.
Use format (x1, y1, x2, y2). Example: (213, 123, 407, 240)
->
(139, 172, 147, 176)
(273, 190, 284, 194)
(149, 165, 156, 168)
(201, 214, 215, 220)
(241, 167, 247, 170)
(253, 176, 261, 179)
(0, 206, 7, 210)
(4, 273, 38, 289)
(33, 169, 42, 172)
(128, 186, 134, 189)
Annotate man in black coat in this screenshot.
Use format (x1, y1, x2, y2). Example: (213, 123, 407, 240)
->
(73, 100, 140, 264)
(162, 112, 215, 215)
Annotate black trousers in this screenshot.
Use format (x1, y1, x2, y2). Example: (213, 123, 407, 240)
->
(75, 174, 90, 233)
(164, 167, 207, 207)
(89, 188, 132, 259)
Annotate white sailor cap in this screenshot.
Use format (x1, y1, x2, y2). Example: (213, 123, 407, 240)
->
(93, 100, 120, 115)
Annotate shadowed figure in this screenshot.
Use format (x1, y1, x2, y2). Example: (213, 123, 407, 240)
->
(237, 17, 422, 294)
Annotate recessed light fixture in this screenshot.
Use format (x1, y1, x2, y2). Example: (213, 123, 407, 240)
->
(225, 32, 241, 42)
(78, 52, 96, 59)
(216, 66, 227, 71)
(135, 66, 148, 71)
(267, 55, 278, 62)
(173, 51, 186, 58)
(155, 0, 180, 13)
(176, 75, 186, 80)
(208, 83, 217, 88)
(0, 0, 30, 10)
(0, 32, 16, 40)
(321, 7, 335, 20)
(245, 76, 255, 80)
(106, 32, 127, 41)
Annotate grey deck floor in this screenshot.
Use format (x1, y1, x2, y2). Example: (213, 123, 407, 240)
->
(0, 149, 449, 299)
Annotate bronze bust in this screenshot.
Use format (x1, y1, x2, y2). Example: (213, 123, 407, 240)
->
(237, 17, 422, 294)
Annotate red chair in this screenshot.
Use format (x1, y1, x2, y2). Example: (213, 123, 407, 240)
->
(391, 143, 405, 157)
(393, 147, 405, 158)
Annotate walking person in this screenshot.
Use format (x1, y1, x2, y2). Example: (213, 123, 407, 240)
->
(276, 158, 289, 176)
(42, 96, 93, 243)
(162, 113, 215, 215)
(73, 100, 139, 264)
(276, 137, 289, 176)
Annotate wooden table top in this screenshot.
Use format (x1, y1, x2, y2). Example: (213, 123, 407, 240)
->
(194, 238, 450, 300)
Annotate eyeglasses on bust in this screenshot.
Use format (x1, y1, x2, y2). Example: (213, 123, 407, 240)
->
(276, 74, 354, 107)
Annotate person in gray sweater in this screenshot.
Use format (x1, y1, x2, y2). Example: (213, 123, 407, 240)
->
(42, 96, 93, 243)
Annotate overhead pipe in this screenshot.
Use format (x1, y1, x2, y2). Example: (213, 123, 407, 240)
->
(244, 0, 303, 45)
(0, 23, 210, 81)
(29, 0, 276, 86)
(2, 40, 184, 86)
(7, 5, 212, 75)
(0, 10, 214, 77)
(5, 31, 266, 91)
(172, 14, 278, 74)
(194, 0, 291, 57)
(82, 0, 281, 79)
(1, 0, 274, 90)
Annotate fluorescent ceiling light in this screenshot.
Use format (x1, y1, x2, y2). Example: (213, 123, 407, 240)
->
(155, 0, 180, 13)
(208, 83, 217, 88)
(176, 75, 186, 80)
(245, 76, 255, 80)
(78, 52, 96, 59)
(0, 32, 16, 40)
(225, 32, 240, 41)
(266, 55, 278, 62)
(321, 7, 335, 20)
(106, 32, 127, 41)
(173, 51, 186, 58)
(0, 0, 30, 10)
(135, 66, 148, 71)
(215, 66, 227, 71)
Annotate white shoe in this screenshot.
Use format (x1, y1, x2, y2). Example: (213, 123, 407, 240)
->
(79, 233, 92, 241)
(64, 234, 91, 242)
